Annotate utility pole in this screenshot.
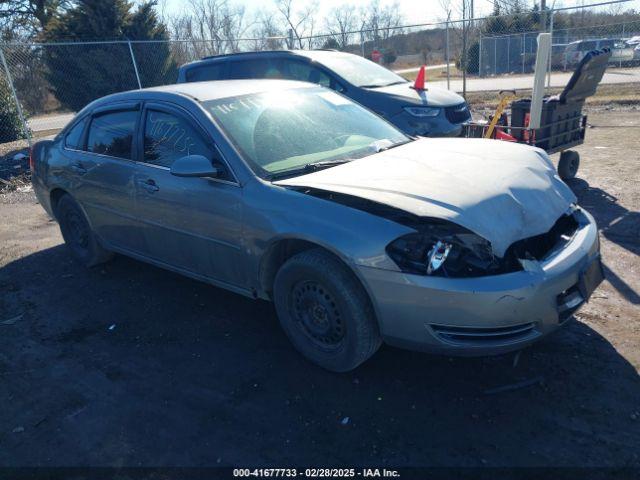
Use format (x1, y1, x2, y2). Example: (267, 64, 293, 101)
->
(541, 0, 547, 31)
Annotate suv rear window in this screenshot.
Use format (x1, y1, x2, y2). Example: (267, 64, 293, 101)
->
(186, 63, 227, 82)
(227, 59, 285, 79)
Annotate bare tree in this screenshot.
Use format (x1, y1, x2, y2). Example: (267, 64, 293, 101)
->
(0, 0, 70, 35)
(324, 5, 357, 49)
(274, 0, 318, 49)
(167, 0, 251, 56)
(250, 10, 286, 51)
(359, 0, 403, 44)
(378, 1, 403, 40)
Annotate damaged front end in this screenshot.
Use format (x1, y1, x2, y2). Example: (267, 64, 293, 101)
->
(289, 186, 581, 278)
(386, 223, 518, 277)
(388, 211, 581, 278)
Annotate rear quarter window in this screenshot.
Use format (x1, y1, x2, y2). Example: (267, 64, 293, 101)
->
(64, 117, 88, 150)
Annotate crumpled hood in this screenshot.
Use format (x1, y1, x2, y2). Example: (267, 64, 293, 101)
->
(275, 138, 577, 257)
(367, 82, 465, 107)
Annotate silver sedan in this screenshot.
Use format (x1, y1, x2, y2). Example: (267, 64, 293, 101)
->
(31, 80, 604, 372)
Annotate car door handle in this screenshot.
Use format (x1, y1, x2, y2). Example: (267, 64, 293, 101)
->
(71, 163, 87, 175)
(137, 179, 159, 193)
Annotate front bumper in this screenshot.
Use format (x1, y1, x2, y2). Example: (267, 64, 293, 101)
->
(356, 208, 602, 356)
(389, 110, 465, 137)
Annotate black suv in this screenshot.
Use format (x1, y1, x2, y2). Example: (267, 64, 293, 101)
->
(177, 50, 471, 137)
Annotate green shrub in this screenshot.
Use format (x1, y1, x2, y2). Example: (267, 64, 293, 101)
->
(456, 41, 480, 75)
(43, 0, 176, 111)
(383, 49, 398, 65)
(0, 79, 28, 143)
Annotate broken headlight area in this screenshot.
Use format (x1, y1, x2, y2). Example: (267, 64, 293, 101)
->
(386, 223, 520, 277)
(506, 212, 580, 262)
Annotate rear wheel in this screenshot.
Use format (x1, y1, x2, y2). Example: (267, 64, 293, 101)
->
(558, 150, 580, 180)
(56, 194, 113, 267)
(273, 249, 381, 372)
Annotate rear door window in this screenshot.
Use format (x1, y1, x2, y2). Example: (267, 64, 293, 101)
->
(581, 41, 598, 51)
(87, 110, 137, 160)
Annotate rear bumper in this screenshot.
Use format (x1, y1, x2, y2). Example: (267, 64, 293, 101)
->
(356, 208, 602, 356)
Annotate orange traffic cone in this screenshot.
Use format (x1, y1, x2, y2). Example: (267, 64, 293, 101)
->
(413, 65, 426, 90)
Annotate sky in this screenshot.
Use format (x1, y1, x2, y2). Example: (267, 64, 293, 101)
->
(161, 0, 640, 26)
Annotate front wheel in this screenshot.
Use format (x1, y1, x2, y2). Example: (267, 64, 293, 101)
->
(558, 150, 580, 180)
(273, 249, 381, 372)
(56, 194, 113, 267)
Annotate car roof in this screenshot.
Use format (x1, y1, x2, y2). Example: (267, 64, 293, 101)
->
(182, 49, 355, 69)
(99, 79, 317, 104)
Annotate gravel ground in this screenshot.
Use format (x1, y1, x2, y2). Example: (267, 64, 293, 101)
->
(0, 110, 638, 469)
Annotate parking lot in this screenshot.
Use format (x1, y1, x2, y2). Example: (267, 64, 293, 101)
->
(0, 108, 638, 468)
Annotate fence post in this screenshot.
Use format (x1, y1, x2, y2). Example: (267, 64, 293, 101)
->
(620, 23, 625, 68)
(493, 38, 497, 76)
(478, 31, 482, 78)
(507, 35, 510, 74)
(546, 11, 554, 89)
(0, 44, 30, 145)
(287, 29, 294, 50)
(522, 33, 525, 74)
(445, 15, 450, 89)
(128, 41, 142, 89)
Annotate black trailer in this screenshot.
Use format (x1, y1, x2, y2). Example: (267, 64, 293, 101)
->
(463, 48, 612, 181)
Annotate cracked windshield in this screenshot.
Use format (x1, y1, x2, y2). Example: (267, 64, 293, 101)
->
(203, 87, 409, 177)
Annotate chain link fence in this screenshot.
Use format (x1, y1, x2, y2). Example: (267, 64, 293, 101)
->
(479, 19, 640, 76)
(1, 4, 639, 146)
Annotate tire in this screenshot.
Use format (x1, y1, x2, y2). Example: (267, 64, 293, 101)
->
(558, 150, 580, 180)
(273, 249, 382, 372)
(56, 194, 113, 267)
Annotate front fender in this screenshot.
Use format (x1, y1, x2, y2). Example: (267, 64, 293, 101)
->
(242, 181, 412, 294)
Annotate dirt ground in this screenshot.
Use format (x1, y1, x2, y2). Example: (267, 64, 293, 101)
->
(0, 110, 638, 470)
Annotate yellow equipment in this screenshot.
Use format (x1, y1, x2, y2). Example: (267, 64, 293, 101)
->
(484, 90, 517, 139)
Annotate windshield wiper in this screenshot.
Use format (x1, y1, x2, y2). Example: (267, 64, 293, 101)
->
(269, 159, 351, 181)
(303, 159, 351, 171)
(360, 80, 408, 88)
(375, 139, 413, 152)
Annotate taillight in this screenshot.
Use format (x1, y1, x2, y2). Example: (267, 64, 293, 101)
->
(29, 146, 34, 171)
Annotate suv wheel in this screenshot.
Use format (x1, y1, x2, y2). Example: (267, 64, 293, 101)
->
(273, 249, 381, 372)
(56, 194, 113, 267)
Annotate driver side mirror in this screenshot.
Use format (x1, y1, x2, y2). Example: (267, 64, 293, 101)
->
(170, 154, 219, 178)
